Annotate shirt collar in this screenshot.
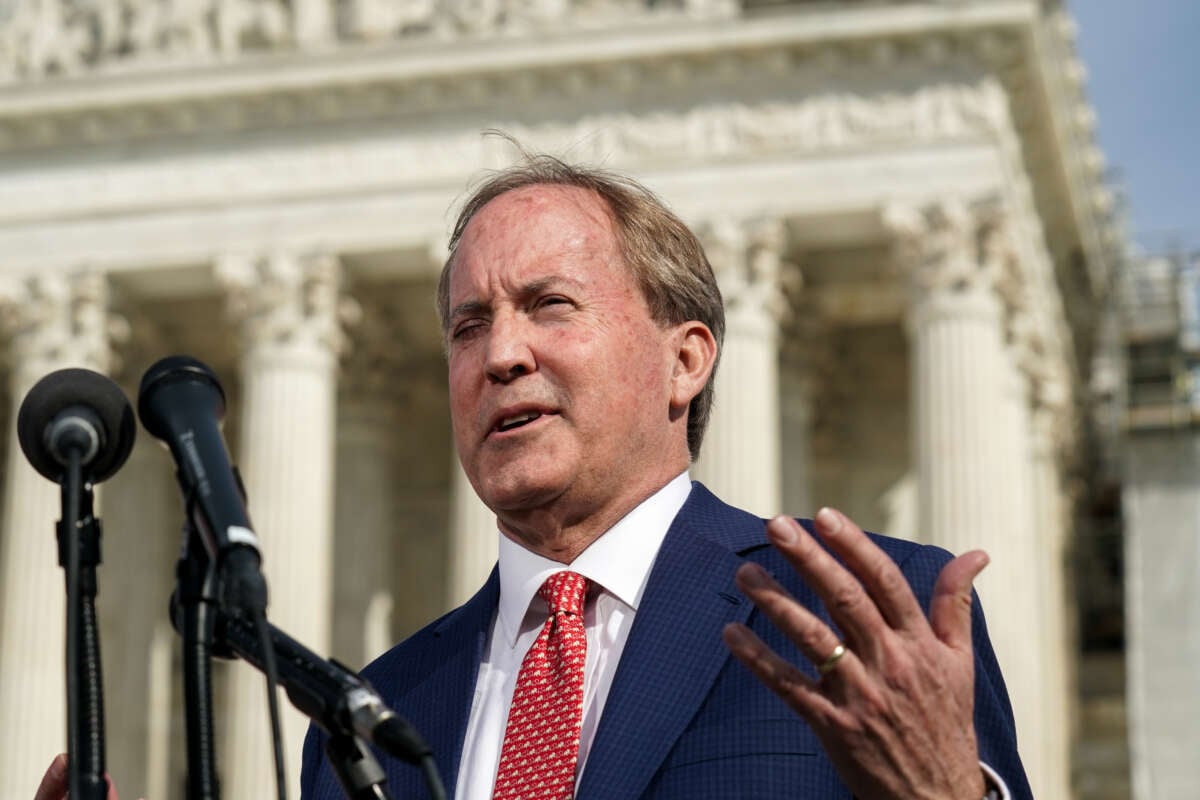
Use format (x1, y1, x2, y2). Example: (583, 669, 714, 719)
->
(495, 472, 692, 647)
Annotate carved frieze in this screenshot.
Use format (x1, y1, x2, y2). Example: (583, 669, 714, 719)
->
(508, 82, 1012, 168)
(0, 0, 739, 82)
(0, 65, 1016, 161)
(0, 0, 294, 82)
(0, 83, 1019, 225)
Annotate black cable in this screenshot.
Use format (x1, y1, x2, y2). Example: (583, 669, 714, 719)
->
(180, 553, 221, 800)
(80, 564, 106, 787)
(420, 754, 447, 800)
(183, 620, 220, 800)
(255, 610, 288, 800)
(64, 450, 82, 800)
(61, 455, 108, 800)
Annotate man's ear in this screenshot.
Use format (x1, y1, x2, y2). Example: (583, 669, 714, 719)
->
(669, 321, 717, 411)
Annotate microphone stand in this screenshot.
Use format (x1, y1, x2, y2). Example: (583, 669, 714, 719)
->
(173, 512, 398, 800)
(213, 611, 398, 800)
(58, 452, 108, 800)
(175, 515, 222, 800)
(324, 732, 393, 800)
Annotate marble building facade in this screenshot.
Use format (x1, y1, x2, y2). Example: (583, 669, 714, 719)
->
(0, 1, 1119, 798)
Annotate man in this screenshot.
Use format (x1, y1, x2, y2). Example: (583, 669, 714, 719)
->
(300, 155, 1031, 799)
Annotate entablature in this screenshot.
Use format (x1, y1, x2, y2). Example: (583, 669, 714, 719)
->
(0, 0, 1115, 366)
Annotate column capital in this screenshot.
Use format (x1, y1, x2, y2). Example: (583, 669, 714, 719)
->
(885, 198, 1007, 324)
(111, 307, 177, 389)
(339, 291, 444, 422)
(1027, 354, 1075, 461)
(779, 301, 831, 396)
(692, 216, 786, 515)
(699, 216, 791, 326)
(216, 250, 358, 367)
(0, 271, 120, 381)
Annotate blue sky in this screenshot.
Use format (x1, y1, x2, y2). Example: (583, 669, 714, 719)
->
(1069, 1, 1200, 255)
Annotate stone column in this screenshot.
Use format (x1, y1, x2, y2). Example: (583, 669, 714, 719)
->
(428, 230, 499, 609)
(144, 621, 179, 800)
(888, 200, 1045, 796)
(334, 293, 450, 665)
(778, 276, 820, 519)
(448, 463, 497, 608)
(1028, 370, 1076, 800)
(0, 273, 112, 799)
(693, 218, 788, 517)
(93, 316, 184, 800)
(1003, 254, 1076, 800)
(216, 251, 349, 800)
(779, 366, 815, 517)
(334, 363, 402, 668)
(996, 347, 1044, 795)
(98, 434, 179, 799)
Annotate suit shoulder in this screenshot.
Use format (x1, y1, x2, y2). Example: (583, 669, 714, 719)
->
(358, 604, 465, 685)
(784, 519, 953, 571)
(746, 522, 952, 609)
(863, 530, 955, 573)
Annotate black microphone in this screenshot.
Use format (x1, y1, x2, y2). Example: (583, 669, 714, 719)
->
(17, 369, 136, 800)
(137, 355, 267, 615)
(17, 368, 137, 484)
(174, 595, 432, 764)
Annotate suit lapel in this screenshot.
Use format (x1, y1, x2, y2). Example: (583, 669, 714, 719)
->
(576, 484, 765, 800)
(383, 569, 499, 795)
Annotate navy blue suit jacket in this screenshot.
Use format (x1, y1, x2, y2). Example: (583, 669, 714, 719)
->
(301, 483, 1032, 799)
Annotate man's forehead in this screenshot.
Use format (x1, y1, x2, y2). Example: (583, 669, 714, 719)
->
(460, 183, 614, 244)
(448, 185, 621, 295)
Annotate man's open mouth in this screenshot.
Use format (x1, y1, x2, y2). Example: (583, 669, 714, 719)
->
(495, 411, 542, 432)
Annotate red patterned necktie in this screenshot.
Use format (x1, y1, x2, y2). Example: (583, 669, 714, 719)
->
(492, 571, 590, 800)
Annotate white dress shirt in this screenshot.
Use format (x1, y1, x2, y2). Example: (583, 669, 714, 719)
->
(454, 472, 692, 800)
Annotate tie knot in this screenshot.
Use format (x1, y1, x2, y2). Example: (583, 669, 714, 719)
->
(538, 571, 588, 616)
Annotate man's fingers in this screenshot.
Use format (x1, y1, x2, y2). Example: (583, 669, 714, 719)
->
(722, 621, 841, 721)
(32, 755, 121, 800)
(812, 508, 927, 632)
(764, 515, 888, 648)
(33, 753, 68, 800)
(734, 562, 847, 668)
(929, 550, 989, 650)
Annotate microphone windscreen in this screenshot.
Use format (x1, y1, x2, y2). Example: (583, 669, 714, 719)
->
(137, 355, 226, 441)
(17, 368, 137, 483)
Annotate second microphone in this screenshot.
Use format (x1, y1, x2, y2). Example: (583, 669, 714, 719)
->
(138, 355, 268, 616)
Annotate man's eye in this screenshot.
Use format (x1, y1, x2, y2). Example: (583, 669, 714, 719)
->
(538, 296, 572, 309)
(452, 321, 485, 340)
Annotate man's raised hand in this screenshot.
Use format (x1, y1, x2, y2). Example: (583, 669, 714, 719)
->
(722, 507, 990, 800)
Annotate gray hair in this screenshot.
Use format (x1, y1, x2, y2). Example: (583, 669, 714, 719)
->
(437, 154, 724, 461)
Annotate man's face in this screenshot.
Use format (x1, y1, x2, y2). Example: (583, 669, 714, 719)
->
(446, 184, 688, 530)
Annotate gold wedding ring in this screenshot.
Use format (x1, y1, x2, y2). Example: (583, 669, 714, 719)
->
(817, 643, 847, 676)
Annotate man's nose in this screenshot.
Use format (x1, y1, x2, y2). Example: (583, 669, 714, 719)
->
(484, 316, 536, 383)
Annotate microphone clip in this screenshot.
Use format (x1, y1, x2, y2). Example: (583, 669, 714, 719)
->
(56, 482, 102, 575)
